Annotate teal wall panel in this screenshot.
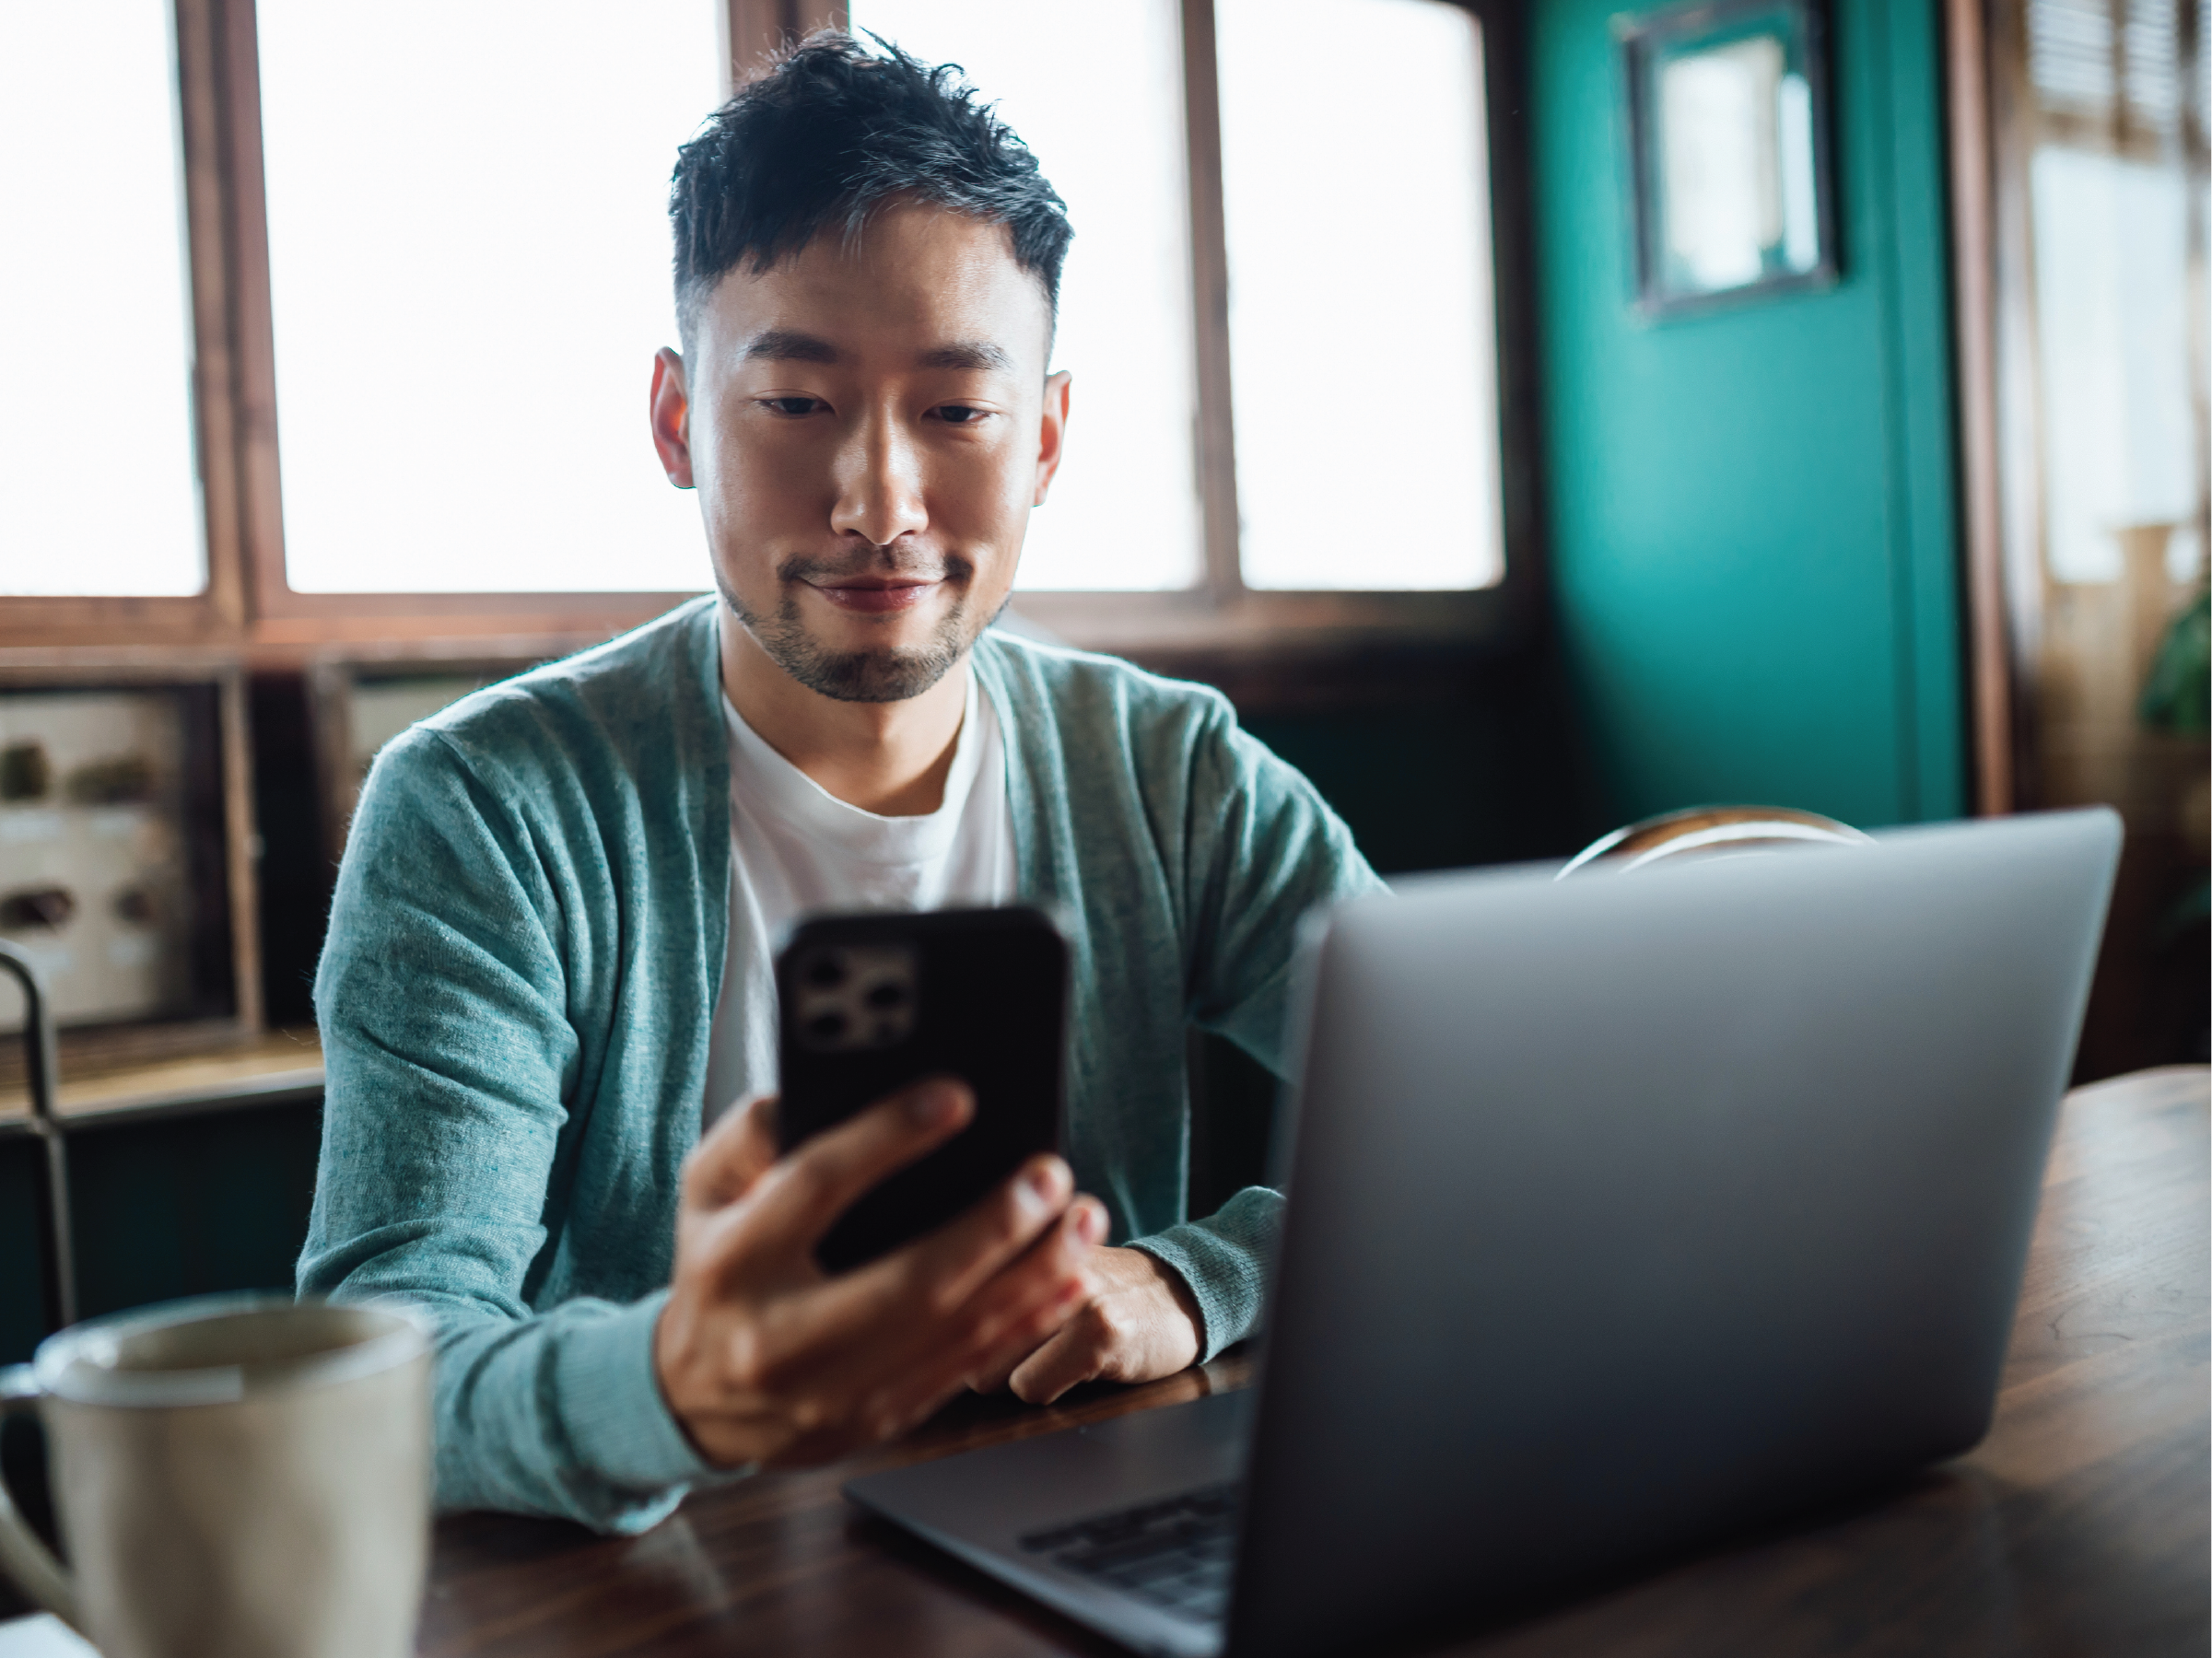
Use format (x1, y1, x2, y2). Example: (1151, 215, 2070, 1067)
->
(1245, 689, 1580, 879)
(1530, 0, 1966, 828)
(0, 1100, 323, 1366)
(0, 1144, 47, 1366)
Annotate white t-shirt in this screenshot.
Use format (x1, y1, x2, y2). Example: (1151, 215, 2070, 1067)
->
(701, 666, 1017, 1124)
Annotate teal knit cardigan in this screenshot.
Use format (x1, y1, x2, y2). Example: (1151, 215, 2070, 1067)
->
(298, 599, 1382, 1532)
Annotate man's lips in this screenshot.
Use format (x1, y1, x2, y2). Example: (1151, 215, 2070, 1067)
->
(803, 577, 942, 615)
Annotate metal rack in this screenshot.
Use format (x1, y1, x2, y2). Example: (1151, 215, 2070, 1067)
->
(1, 940, 77, 1332)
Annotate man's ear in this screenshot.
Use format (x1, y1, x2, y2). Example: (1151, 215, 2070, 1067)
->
(1033, 370, 1071, 507)
(650, 346, 695, 489)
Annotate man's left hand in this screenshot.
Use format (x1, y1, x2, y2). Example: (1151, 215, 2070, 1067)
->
(970, 1246, 1203, 1405)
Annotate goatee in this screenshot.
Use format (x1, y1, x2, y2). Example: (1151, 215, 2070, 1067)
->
(718, 553, 990, 704)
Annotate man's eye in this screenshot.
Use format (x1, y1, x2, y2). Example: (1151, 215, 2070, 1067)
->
(934, 404, 989, 426)
(762, 397, 824, 416)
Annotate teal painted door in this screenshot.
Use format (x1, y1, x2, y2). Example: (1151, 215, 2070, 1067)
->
(1531, 0, 1966, 828)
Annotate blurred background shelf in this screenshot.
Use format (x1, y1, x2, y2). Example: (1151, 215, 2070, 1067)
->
(0, 1029, 322, 1134)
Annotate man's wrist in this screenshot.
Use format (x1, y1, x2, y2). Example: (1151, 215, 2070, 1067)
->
(1118, 1244, 1203, 1349)
(650, 1293, 715, 1466)
(557, 1291, 730, 1490)
(652, 1290, 774, 1475)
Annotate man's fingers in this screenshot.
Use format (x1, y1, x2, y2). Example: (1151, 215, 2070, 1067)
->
(801, 1176, 1099, 1371)
(886, 1301, 1079, 1436)
(895, 1161, 1088, 1316)
(682, 1093, 782, 1211)
(726, 1186, 1100, 1431)
(1005, 1318, 1106, 1406)
(959, 1194, 1111, 1394)
(705, 1160, 1094, 1406)
(871, 1234, 1099, 1430)
(688, 1197, 1105, 1469)
(742, 1078, 975, 1254)
(966, 1344, 1028, 1395)
(928, 1199, 1104, 1384)
(746, 1207, 1099, 1463)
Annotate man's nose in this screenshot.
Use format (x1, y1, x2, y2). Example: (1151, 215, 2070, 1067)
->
(829, 407, 929, 548)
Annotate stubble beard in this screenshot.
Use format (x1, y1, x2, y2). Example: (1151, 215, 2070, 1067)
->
(719, 552, 995, 705)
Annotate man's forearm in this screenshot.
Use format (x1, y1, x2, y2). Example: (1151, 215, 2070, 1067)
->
(399, 1290, 730, 1535)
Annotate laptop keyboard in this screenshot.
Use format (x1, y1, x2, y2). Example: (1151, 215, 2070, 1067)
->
(1018, 1481, 1242, 1624)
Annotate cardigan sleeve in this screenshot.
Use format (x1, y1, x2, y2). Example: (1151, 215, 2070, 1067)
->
(298, 727, 727, 1534)
(1126, 701, 1388, 1358)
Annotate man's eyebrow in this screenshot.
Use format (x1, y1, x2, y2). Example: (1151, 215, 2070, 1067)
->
(918, 341, 1014, 372)
(743, 328, 840, 364)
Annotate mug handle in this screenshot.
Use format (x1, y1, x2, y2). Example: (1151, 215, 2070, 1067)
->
(0, 1366, 81, 1631)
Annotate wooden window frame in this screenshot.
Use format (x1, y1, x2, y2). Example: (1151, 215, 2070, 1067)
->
(2, 0, 1548, 671)
(1944, 0, 2018, 815)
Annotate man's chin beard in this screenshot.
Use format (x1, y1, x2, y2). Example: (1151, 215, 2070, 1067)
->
(720, 577, 993, 705)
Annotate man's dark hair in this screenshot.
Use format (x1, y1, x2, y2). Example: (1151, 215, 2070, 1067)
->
(670, 32, 1072, 348)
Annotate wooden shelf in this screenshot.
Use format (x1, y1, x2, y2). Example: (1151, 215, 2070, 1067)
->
(0, 1027, 322, 1133)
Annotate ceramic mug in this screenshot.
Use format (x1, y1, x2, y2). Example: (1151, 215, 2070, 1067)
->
(0, 1293, 432, 1658)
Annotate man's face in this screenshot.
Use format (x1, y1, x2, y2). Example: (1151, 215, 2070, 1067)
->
(652, 202, 1068, 704)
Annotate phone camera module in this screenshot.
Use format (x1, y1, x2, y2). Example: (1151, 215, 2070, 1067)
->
(791, 941, 918, 1052)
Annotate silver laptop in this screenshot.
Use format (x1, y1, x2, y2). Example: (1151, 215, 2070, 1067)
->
(847, 809, 2120, 1658)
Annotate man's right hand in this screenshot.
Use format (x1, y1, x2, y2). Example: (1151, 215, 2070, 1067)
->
(653, 1078, 1106, 1470)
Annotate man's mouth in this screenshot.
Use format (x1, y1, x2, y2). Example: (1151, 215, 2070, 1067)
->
(804, 576, 941, 615)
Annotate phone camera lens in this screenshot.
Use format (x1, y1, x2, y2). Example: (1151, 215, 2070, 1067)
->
(863, 980, 907, 1010)
(806, 1010, 847, 1045)
(804, 951, 847, 989)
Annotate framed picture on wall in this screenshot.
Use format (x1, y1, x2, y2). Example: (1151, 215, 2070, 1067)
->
(0, 661, 262, 1080)
(1619, 0, 1839, 315)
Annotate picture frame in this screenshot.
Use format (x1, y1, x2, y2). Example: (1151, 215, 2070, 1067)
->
(1619, 0, 1840, 316)
(0, 658, 263, 1083)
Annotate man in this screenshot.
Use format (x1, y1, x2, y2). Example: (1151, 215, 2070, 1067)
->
(299, 34, 1383, 1534)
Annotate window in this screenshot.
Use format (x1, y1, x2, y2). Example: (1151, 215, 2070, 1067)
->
(256, 0, 722, 594)
(0, 0, 1518, 649)
(854, 0, 1507, 607)
(847, 0, 1205, 592)
(2018, 0, 2200, 586)
(1, 2, 205, 599)
(1214, 0, 1503, 591)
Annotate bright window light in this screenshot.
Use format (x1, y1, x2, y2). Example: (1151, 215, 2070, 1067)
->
(2031, 147, 2196, 584)
(258, 1, 722, 593)
(848, 0, 1205, 591)
(0, 1, 205, 598)
(1216, 0, 1504, 591)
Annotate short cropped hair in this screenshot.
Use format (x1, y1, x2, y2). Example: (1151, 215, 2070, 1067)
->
(669, 32, 1072, 348)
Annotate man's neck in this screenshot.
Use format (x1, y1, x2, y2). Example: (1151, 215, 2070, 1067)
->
(720, 609, 969, 817)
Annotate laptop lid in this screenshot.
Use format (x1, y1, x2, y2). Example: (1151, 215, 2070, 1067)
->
(1227, 809, 2119, 1658)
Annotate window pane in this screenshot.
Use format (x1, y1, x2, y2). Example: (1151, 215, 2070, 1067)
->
(0, 3, 205, 597)
(1217, 0, 1504, 590)
(258, 2, 721, 592)
(849, 1, 1204, 591)
(2031, 148, 2196, 584)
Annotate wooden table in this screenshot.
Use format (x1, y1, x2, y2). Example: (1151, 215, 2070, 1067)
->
(420, 1067, 2210, 1658)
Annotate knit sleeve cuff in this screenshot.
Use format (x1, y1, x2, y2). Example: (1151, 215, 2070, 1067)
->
(1127, 1186, 1284, 1360)
(554, 1290, 755, 1496)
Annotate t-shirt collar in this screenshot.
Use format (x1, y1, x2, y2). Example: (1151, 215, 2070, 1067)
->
(720, 663, 986, 868)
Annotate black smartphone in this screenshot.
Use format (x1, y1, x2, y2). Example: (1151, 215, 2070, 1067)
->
(775, 905, 1070, 1274)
